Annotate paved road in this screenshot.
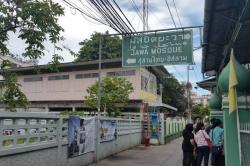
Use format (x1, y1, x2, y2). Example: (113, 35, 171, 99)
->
(90, 138, 183, 166)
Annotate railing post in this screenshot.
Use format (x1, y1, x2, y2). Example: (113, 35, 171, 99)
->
(26, 119, 31, 145)
(94, 117, 99, 162)
(57, 116, 63, 166)
(129, 118, 132, 147)
(0, 118, 3, 149)
(159, 113, 165, 144)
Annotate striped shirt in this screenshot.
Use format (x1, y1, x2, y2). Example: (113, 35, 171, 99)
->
(194, 130, 210, 147)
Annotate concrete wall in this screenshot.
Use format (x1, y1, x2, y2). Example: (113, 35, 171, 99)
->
(16, 67, 159, 105)
(18, 67, 142, 101)
(0, 112, 142, 166)
(0, 132, 142, 166)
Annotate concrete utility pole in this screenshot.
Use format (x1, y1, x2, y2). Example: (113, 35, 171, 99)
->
(143, 0, 148, 31)
(95, 36, 102, 162)
(186, 65, 193, 123)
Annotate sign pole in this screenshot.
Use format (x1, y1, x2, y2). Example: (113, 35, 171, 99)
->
(187, 66, 193, 123)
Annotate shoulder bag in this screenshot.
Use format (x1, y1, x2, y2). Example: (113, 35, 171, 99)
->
(202, 130, 212, 149)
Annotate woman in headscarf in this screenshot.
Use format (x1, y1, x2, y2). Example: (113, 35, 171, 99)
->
(182, 123, 196, 166)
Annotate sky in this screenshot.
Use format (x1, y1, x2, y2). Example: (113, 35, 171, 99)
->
(7, 0, 210, 95)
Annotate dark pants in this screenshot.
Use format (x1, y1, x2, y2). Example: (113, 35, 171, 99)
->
(183, 151, 193, 166)
(211, 153, 225, 166)
(196, 146, 210, 166)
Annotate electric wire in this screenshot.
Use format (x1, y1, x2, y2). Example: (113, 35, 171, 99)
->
(99, 0, 130, 33)
(62, 0, 136, 34)
(164, 0, 186, 81)
(61, 0, 108, 25)
(112, 0, 136, 32)
(90, 0, 123, 33)
(164, 0, 177, 28)
(87, 0, 136, 34)
(172, 0, 182, 27)
(129, 0, 144, 23)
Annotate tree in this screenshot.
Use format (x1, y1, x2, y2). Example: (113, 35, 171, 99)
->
(76, 31, 122, 62)
(0, 0, 64, 60)
(84, 77, 134, 116)
(0, 72, 29, 111)
(160, 75, 187, 113)
(191, 103, 210, 119)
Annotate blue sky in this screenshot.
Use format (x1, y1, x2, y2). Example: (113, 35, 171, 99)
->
(7, 0, 210, 95)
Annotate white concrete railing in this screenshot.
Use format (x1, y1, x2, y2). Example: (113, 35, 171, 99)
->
(0, 112, 68, 156)
(0, 112, 142, 157)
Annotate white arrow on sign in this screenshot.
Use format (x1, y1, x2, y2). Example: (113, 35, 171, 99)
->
(126, 58, 136, 64)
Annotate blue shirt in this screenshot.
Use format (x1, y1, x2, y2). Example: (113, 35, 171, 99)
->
(209, 127, 224, 146)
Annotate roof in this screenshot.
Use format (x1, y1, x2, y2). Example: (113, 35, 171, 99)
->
(0, 55, 34, 67)
(0, 58, 169, 77)
(196, 77, 216, 91)
(149, 103, 177, 111)
(202, 0, 250, 76)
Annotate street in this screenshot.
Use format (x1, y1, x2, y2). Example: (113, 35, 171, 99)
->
(91, 138, 183, 166)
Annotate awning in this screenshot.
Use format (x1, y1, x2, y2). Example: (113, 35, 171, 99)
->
(149, 102, 178, 111)
(196, 77, 216, 91)
(202, 0, 250, 76)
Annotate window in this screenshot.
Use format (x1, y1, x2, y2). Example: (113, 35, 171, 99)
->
(48, 75, 69, 81)
(141, 75, 149, 91)
(149, 80, 155, 93)
(149, 76, 157, 94)
(75, 73, 99, 79)
(107, 70, 136, 77)
(24, 77, 43, 82)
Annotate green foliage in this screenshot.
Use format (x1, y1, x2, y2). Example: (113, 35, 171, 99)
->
(0, 72, 29, 111)
(191, 103, 210, 119)
(60, 111, 85, 117)
(84, 77, 134, 116)
(76, 31, 122, 62)
(0, 0, 64, 60)
(160, 75, 187, 112)
(48, 54, 64, 72)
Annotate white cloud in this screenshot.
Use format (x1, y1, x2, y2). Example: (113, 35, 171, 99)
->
(194, 49, 202, 64)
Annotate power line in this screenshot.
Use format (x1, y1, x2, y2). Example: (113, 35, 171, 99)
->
(61, 0, 108, 25)
(164, 0, 177, 28)
(87, 0, 136, 34)
(172, 0, 182, 27)
(192, 65, 200, 82)
(112, 0, 136, 32)
(172, 66, 185, 80)
(129, 0, 144, 22)
(164, 0, 186, 80)
(166, 0, 203, 83)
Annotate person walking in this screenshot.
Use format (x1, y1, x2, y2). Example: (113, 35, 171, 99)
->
(209, 119, 225, 166)
(205, 118, 216, 135)
(194, 122, 210, 166)
(182, 123, 196, 166)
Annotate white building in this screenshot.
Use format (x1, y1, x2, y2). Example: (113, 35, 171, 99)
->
(191, 92, 211, 106)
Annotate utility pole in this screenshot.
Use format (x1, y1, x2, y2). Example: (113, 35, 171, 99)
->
(143, 0, 148, 31)
(95, 36, 102, 162)
(186, 65, 193, 123)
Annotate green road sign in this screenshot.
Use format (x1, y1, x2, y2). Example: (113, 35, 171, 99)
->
(122, 30, 193, 67)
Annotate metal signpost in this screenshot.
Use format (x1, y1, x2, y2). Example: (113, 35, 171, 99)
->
(122, 30, 193, 67)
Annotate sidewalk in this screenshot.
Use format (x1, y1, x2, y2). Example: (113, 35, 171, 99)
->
(90, 137, 183, 166)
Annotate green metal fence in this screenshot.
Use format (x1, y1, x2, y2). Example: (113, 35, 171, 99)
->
(240, 123, 250, 166)
(160, 117, 186, 144)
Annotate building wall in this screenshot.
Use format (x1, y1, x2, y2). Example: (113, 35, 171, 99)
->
(17, 67, 157, 104)
(191, 93, 211, 106)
